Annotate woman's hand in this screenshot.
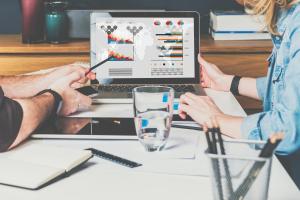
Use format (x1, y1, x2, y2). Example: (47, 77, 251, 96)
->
(178, 92, 225, 125)
(199, 55, 234, 92)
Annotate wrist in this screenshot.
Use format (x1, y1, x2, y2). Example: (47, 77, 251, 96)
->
(36, 89, 63, 116)
(223, 75, 234, 92)
(36, 73, 53, 91)
(230, 76, 242, 95)
(215, 114, 244, 139)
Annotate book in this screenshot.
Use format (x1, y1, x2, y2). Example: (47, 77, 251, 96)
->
(210, 29, 271, 40)
(210, 10, 266, 32)
(0, 141, 92, 189)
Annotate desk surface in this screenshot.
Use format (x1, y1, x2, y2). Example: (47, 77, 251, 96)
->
(0, 89, 298, 200)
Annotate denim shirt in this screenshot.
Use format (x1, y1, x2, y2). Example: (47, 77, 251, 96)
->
(241, 4, 300, 155)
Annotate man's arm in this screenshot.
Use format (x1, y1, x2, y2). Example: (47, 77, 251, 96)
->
(0, 64, 95, 99)
(0, 91, 54, 152)
(0, 74, 52, 99)
(9, 94, 55, 149)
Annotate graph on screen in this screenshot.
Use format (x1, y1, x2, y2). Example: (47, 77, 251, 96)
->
(154, 30, 184, 61)
(92, 17, 195, 79)
(109, 50, 134, 61)
(108, 34, 134, 44)
(99, 24, 145, 62)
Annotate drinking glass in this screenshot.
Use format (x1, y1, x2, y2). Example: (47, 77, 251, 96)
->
(133, 86, 174, 152)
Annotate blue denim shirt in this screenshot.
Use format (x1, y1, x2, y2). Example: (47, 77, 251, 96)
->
(241, 3, 300, 155)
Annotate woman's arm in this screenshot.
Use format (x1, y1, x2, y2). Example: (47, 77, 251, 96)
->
(238, 77, 260, 99)
(199, 55, 262, 100)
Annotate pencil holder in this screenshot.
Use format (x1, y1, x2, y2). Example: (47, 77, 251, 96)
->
(206, 140, 272, 200)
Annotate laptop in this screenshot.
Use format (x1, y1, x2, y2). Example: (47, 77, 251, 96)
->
(90, 11, 205, 103)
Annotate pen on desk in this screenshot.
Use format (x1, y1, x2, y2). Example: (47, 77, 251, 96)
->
(85, 56, 113, 76)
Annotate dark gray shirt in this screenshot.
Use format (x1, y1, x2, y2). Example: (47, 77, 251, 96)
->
(0, 87, 23, 152)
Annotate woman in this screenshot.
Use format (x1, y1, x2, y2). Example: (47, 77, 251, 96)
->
(179, 0, 300, 155)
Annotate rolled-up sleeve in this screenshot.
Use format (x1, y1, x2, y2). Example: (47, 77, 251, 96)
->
(241, 16, 300, 155)
(0, 87, 23, 152)
(256, 76, 267, 101)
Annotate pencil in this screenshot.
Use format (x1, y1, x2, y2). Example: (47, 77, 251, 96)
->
(215, 127, 234, 197)
(210, 127, 224, 200)
(85, 56, 113, 76)
(259, 132, 284, 158)
(203, 125, 213, 153)
(231, 133, 284, 200)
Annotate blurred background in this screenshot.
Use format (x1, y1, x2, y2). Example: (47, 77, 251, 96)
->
(0, 0, 242, 34)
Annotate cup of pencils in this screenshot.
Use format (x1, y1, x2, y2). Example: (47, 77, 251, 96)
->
(204, 121, 283, 200)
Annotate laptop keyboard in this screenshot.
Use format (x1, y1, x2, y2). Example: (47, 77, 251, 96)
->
(97, 85, 196, 93)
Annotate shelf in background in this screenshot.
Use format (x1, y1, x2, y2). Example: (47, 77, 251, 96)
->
(0, 34, 272, 111)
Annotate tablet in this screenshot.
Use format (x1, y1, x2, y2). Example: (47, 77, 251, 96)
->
(32, 117, 137, 140)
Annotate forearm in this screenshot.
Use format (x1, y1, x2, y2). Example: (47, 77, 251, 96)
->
(0, 74, 51, 99)
(9, 93, 54, 149)
(216, 114, 244, 139)
(238, 77, 260, 100)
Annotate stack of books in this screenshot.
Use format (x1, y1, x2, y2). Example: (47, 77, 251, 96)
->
(210, 10, 271, 40)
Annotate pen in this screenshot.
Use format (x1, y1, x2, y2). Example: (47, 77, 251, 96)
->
(231, 133, 284, 200)
(259, 132, 284, 158)
(85, 56, 113, 76)
(215, 127, 234, 197)
(210, 127, 224, 200)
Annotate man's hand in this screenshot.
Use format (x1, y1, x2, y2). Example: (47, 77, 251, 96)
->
(46, 63, 96, 89)
(0, 63, 96, 99)
(50, 67, 93, 116)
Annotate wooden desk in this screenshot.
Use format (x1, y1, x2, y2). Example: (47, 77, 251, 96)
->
(0, 34, 273, 111)
(0, 89, 299, 200)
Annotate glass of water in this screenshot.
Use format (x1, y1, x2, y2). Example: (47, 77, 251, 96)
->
(133, 86, 174, 152)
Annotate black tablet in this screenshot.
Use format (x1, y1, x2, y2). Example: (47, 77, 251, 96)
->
(32, 117, 137, 140)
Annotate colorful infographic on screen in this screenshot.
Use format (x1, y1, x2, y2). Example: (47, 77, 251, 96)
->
(91, 17, 195, 79)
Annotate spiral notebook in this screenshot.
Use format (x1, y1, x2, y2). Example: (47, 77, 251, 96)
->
(0, 141, 92, 190)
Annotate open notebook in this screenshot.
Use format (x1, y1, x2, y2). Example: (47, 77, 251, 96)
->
(0, 141, 93, 190)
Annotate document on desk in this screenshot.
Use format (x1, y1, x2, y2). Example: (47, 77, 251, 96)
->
(40, 128, 212, 176)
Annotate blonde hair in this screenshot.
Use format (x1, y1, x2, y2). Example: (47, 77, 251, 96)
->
(244, 0, 298, 35)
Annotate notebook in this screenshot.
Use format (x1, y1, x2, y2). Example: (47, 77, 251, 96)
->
(0, 141, 93, 190)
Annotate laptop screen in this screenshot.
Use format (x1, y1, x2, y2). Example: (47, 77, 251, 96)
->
(91, 12, 198, 84)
